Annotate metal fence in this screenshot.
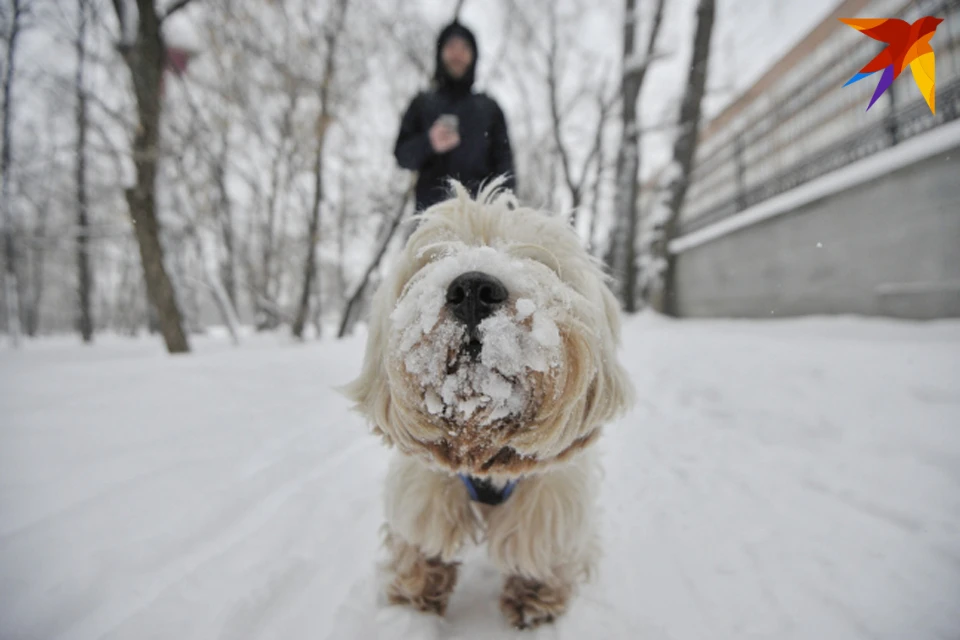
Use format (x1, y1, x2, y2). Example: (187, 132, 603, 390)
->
(679, 0, 960, 236)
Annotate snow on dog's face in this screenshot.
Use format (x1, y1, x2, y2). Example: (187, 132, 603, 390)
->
(344, 180, 633, 476)
(390, 245, 564, 430)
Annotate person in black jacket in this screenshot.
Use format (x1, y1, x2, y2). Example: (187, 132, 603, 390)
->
(394, 20, 516, 213)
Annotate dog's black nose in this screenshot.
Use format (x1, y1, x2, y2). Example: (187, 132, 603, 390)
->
(446, 271, 508, 329)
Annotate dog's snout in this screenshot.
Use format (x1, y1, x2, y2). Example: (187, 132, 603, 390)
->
(446, 271, 508, 328)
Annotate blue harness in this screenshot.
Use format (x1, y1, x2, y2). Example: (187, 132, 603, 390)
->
(458, 474, 519, 506)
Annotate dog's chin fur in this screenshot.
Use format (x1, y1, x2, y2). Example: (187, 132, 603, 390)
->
(342, 178, 633, 628)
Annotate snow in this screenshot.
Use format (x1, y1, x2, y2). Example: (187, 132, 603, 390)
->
(669, 118, 960, 255)
(638, 253, 668, 291)
(660, 159, 684, 187)
(390, 246, 565, 425)
(2, 315, 959, 639)
(163, 10, 204, 52)
(647, 195, 672, 229)
(515, 298, 536, 320)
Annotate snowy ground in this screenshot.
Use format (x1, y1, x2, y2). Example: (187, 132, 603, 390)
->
(2, 314, 959, 640)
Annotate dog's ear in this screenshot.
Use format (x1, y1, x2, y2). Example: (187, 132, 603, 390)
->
(583, 282, 635, 427)
(339, 271, 400, 445)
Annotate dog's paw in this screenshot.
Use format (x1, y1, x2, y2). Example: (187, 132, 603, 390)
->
(386, 553, 460, 617)
(499, 575, 570, 630)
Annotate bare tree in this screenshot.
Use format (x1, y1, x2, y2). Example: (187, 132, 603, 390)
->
(164, 132, 243, 344)
(609, 0, 666, 313)
(184, 15, 255, 316)
(335, 166, 349, 304)
(20, 0, 135, 337)
(544, 5, 613, 228)
(212, 130, 237, 309)
(110, 0, 193, 353)
(587, 82, 618, 253)
(75, 0, 93, 342)
(160, 55, 248, 343)
(1, 0, 27, 346)
(172, 196, 242, 345)
(201, 9, 309, 331)
(292, 0, 350, 340)
(252, 87, 301, 329)
(501, 0, 616, 233)
(647, 0, 716, 315)
(111, 243, 147, 334)
(20, 194, 47, 336)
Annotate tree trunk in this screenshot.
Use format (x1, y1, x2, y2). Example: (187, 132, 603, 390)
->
(23, 202, 48, 336)
(336, 172, 349, 304)
(545, 5, 581, 226)
(291, 0, 348, 340)
(111, 250, 135, 334)
(261, 167, 279, 311)
(214, 132, 238, 309)
(649, 0, 715, 316)
(292, 128, 326, 339)
(23, 274, 40, 336)
(117, 0, 189, 353)
(617, 133, 640, 311)
(587, 92, 610, 255)
(612, 0, 665, 313)
(1, 0, 24, 346)
(196, 227, 240, 345)
(76, 0, 94, 343)
(254, 90, 298, 328)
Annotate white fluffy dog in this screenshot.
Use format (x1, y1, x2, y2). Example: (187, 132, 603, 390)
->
(344, 179, 633, 629)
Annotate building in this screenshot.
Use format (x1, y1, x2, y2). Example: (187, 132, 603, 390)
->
(670, 0, 960, 319)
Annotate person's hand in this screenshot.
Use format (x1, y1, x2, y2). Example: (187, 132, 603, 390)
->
(429, 119, 461, 153)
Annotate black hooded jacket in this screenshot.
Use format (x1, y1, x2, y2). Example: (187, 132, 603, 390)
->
(394, 21, 516, 211)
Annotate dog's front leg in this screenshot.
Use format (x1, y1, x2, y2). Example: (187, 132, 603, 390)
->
(485, 452, 600, 629)
(381, 453, 476, 615)
(382, 530, 461, 615)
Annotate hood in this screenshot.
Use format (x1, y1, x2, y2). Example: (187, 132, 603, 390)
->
(434, 20, 478, 95)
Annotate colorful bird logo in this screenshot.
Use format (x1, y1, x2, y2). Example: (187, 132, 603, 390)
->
(840, 16, 943, 114)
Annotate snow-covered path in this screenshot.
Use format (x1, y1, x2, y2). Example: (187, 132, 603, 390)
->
(1, 315, 959, 640)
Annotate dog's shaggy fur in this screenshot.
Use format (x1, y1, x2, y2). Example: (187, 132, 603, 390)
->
(344, 179, 633, 629)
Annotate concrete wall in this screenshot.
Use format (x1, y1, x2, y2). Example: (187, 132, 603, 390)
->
(674, 145, 960, 320)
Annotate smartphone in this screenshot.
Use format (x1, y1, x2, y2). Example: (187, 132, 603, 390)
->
(438, 114, 459, 133)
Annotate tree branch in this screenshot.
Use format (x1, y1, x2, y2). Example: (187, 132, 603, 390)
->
(110, 0, 126, 30)
(645, 0, 666, 59)
(161, 0, 197, 22)
(545, 5, 580, 220)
